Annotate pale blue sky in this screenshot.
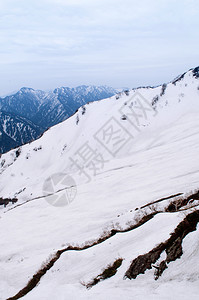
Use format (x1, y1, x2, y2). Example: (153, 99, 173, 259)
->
(0, 0, 199, 95)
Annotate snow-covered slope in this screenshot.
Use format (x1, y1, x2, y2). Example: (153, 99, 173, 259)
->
(0, 111, 41, 154)
(0, 67, 199, 300)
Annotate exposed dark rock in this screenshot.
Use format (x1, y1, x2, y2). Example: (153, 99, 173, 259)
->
(125, 210, 199, 280)
(152, 95, 159, 106)
(166, 237, 182, 263)
(125, 244, 164, 279)
(0, 197, 18, 207)
(192, 66, 199, 78)
(166, 191, 199, 212)
(85, 258, 123, 288)
(172, 72, 186, 85)
(121, 115, 127, 120)
(154, 261, 168, 280)
(160, 83, 167, 96)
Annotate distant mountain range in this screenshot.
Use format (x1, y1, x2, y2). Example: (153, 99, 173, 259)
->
(0, 85, 117, 153)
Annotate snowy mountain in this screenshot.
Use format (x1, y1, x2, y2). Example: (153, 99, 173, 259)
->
(0, 85, 117, 154)
(0, 111, 41, 154)
(0, 67, 199, 300)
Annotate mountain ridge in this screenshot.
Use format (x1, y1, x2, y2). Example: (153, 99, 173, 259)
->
(0, 85, 117, 154)
(0, 66, 199, 299)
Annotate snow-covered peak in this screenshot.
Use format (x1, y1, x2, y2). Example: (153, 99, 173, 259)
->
(0, 85, 117, 153)
(19, 87, 35, 93)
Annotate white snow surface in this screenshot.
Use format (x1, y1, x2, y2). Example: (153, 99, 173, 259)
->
(0, 68, 199, 299)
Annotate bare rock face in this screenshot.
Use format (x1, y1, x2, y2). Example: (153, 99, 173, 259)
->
(125, 210, 199, 280)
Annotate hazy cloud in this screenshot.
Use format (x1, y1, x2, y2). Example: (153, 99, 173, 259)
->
(0, 0, 199, 95)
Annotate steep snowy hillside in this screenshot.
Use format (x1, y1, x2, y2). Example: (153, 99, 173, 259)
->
(0, 67, 199, 300)
(0, 85, 117, 154)
(0, 111, 41, 154)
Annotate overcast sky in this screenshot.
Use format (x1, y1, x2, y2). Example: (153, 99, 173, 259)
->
(0, 0, 199, 96)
